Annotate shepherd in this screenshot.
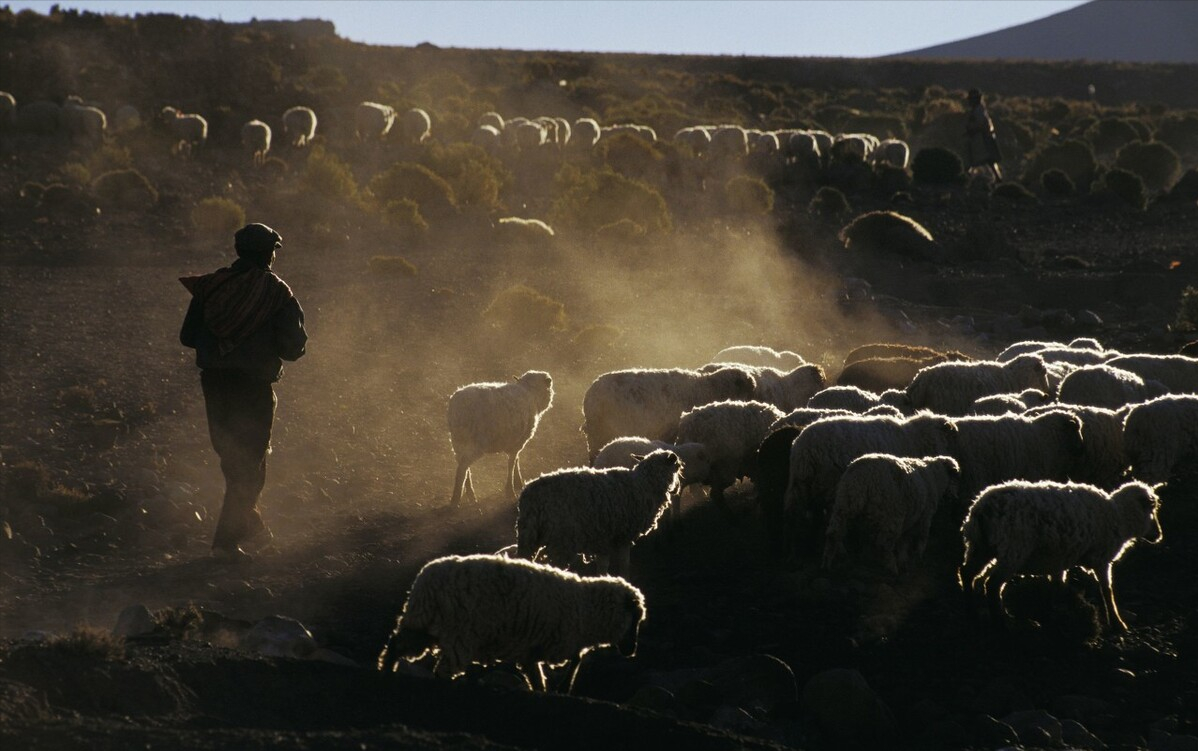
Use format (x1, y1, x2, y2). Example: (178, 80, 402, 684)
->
(180, 223, 307, 563)
(965, 88, 1003, 182)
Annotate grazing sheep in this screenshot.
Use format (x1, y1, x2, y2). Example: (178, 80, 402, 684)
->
(0, 91, 15, 129)
(749, 426, 803, 561)
(832, 133, 877, 163)
(702, 362, 826, 412)
(1122, 394, 1198, 483)
(377, 553, 645, 692)
(906, 354, 1050, 416)
(553, 117, 572, 146)
(1103, 354, 1198, 395)
(871, 138, 911, 169)
(969, 394, 1029, 415)
(997, 338, 1109, 362)
(572, 118, 601, 149)
(516, 450, 683, 575)
(401, 107, 432, 145)
(111, 104, 140, 133)
(61, 98, 107, 145)
(784, 413, 959, 555)
(711, 345, 806, 371)
(478, 111, 505, 131)
(17, 100, 63, 135)
(951, 412, 1086, 499)
(160, 105, 208, 155)
(837, 355, 950, 393)
(807, 385, 882, 412)
(959, 480, 1162, 631)
(592, 437, 712, 522)
(514, 119, 547, 150)
(495, 217, 555, 250)
(240, 119, 272, 165)
(675, 400, 785, 510)
(674, 126, 712, 157)
(710, 125, 749, 160)
(1024, 404, 1129, 488)
(823, 454, 960, 573)
(785, 131, 821, 165)
(1058, 364, 1168, 409)
(447, 371, 554, 506)
(282, 106, 317, 147)
(471, 124, 502, 153)
(355, 101, 395, 141)
(839, 211, 940, 262)
(581, 366, 756, 460)
(770, 407, 854, 432)
(844, 343, 968, 368)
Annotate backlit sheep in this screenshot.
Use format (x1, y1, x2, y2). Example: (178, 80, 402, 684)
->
(401, 107, 432, 145)
(1025, 404, 1129, 488)
(906, 355, 1049, 416)
(377, 553, 645, 692)
(592, 437, 711, 522)
(807, 385, 882, 412)
(871, 138, 910, 169)
(240, 119, 271, 165)
(282, 106, 317, 147)
(1058, 364, 1168, 409)
(572, 118, 601, 149)
(710, 345, 806, 371)
(675, 400, 785, 510)
(1103, 354, 1198, 395)
(355, 101, 395, 141)
(837, 354, 951, 393)
(61, 98, 107, 145)
(844, 343, 968, 368)
(702, 362, 826, 412)
(1122, 394, 1198, 483)
(959, 480, 1162, 631)
(448, 371, 554, 506)
(160, 105, 207, 155)
(951, 411, 1086, 498)
(478, 111, 505, 131)
(471, 124, 502, 153)
(17, 100, 61, 135)
(0, 91, 15, 129)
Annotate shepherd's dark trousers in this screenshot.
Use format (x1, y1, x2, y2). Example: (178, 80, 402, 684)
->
(201, 369, 276, 550)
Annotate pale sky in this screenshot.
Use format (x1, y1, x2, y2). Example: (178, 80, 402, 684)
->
(11, 1, 1092, 58)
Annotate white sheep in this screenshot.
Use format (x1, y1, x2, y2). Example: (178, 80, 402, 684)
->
(401, 107, 432, 144)
(553, 117, 572, 147)
(282, 105, 317, 147)
(785, 131, 821, 165)
(1024, 404, 1129, 489)
(581, 366, 757, 460)
(997, 338, 1107, 361)
(675, 400, 785, 510)
(770, 407, 854, 432)
(906, 354, 1050, 416)
(160, 105, 208, 155)
(969, 394, 1028, 415)
(710, 125, 749, 160)
(377, 553, 645, 692)
(807, 385, 882, 412)
(495, 216, 555, 245)
(240, 119, 272, 165)
(822, 454, 961, 574)
(514, 119, 547, 150)
(1058, 364, 1168, 409)
(673, 126, 711, 157)
(516, 450, 683, 575)
(871, 138, 910, 169)
(61, 98, 107, 145)
(784, 412, 959, 554)
(950, 411, 1086, 499)
(592, 437, 712, 522)
(702, 362, 826, 412)
(470, 124, 502, 153)
(959, 480, 1162, 631)
(1103, 354, 1198, 394)
(355, 101, 395, 141)
(478, 111, 505, 132)
(710, 345, 806, 371)
(447, 371, 554, 506)
(571, 118, 601, 149)
(1122, 394, 1198, 483)
(831, 133, 875, 164)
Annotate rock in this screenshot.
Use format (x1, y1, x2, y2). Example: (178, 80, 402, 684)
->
(1077, 310, 1104, 328)
(1061, 718, 1107, 750)
(1050, 694, 1115, 725)
(626, 685, 685, 719)
(310, 648, 357, 668)
(113, 604, 157, 638)
(1167, 735, 1198, 751)
(0, 679, 49, 724)
(707, 653, 797, 715)
(993, 313, 1023, 340)
(917, 717, 971, 750)
(973, 678, 1032, 718)
(1003, 709, 1063, 746)
(710, 704, 765, 735)
(974, 714, 1020, 747)
(241, 615, 317, 658)
(800, 668, 894, 746)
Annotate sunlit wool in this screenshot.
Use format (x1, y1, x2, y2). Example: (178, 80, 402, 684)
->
(1058, 364, 1168, 409)
(806, 385, 883, 413)
(709, 345, 806, 371)
(240, 119, 272, 165)
(355, 101, 395, 140)
(401, 107, 432, 145)
(282, 106, 317, 147)
(675, 399, 785, 510)
(1024, 403, 1130, 489)
(1122, 394, 1198, 483)
(950, 411, 1086, 499)
(905, 354, 1050, 416)
(701, 362, 826, 412)
(1103, 354, 1198, 394)
(592, 438, 711, 523)
(160, 105, 207, 154)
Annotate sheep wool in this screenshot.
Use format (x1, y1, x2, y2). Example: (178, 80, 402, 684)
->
(807, 385, 882, 413)
(516, 450, 682, 576)
(1058, 364, 1167, 409)
(823, 454, 960, 573)
(593, 437, 711, 523)
(1104, 354, 1198, 395)
(675, 400, 785, 509)
(160, 105, 207, 155)
(906, 354, 1050, 416)
(710, 345, 806, 371)
(448, 371, 554, 506)
(1025, 404, 1129, 489)
(960, 480, 1162, 631)
(836, 355, 949, 394)
(951, 411, 1086, 498)
(581, 366, 756, 460)
(377, 553, 645, 692)
(240, 120, 271, 165)
(1122, 394, 1198, 483)
(355, 101, 395, 140)
(702, 362, 826, 412)
(282, 106, 317, 147)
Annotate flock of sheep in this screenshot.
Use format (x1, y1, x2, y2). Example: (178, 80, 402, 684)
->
(376, 337, 1197, 693)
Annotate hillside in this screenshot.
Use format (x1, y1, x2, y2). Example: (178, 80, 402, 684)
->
(897, 0, 1198, 65)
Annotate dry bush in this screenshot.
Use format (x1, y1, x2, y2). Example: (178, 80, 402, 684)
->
(809, 186, 851, 219)
(1084, 118, 1142, 158)
(993, 181, 1037, 204)
(1169, 169, 1198, 201)
(86, 144, 132, 175)
(56, 384, 96, 412)
(1022, 139, 1097, 193)
(420, 142, 507, 212)
(482, 285, 568, 337)
(1040, 168, 1075, 196)
(59, 162, 91, 186)
(369, 162, 457, 221)
(93, 168, 158, 211)
(302, 145, 359, 203)
(1114, 140, 1182, 194)
(1155, 113, 1198, 158)
(839, 210, 939, 262)
(381, 199, 429, 244)
(191, 196, 245, 238)
(46, 626, 126, 661)
(911, 147, 963, 185)
(1101, 168, 1147, 210)
(368, 255, 418, 277)
(723, 175, 774, 216)
(549, 167, 672, 237)
(598, 131, 664, 183)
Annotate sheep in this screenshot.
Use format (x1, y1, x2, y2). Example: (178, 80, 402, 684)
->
(495, 217, 555, 249)
(240, 119, 272, 165)
(571, 118, 601, 149)
(807, 385, 882, 412)
(592, 437, 712, 522)
(822, 454, 961, 574)
(478, 111, 505, 131)
(879, 388, 914, 412)
(581, 366, 757, 460)
(838, 211, 940, 262)
(831, 133, 875, 164)
(784, 412, 959, 556)
(61, 98, 107, 145)
(785, 131, 821, 165)
(837, 355, 951, 393)
(950, 411, 1086, 499)
(1058, 364, 1168, 409)
(447, 371, 554, 506)
(401, 107, 432, 145)
(535, 116, 559, 145)
(17, 100, 62, 135)
(516, 450, 683, 575)
(749, 425, 803, 561)
(377, 553, 645, 692)
(997, 338, 1108, 362)
(160, 105, 208, 155)
(701, 362, 826, 412)
(471, 124, 502, 153)
(710, 345, 806, 371)
(674, 125, 711, 157)
(111, 104, 140, 133)
(553, 117, 572, 147)
(871, 138, 910, 169)
(969, 394, 1029, 415)
(0, 91, 14, 130)
(675, 400, 785, 511)
(748, 130, 780, 156)
(514, 119, 547, 150)
(844, 343, 969, 368)
(1025, 404, 1129, 488)
(710, 125, 749, 160)
(282, 105, 317, 147)
(959, 480, 1162, 631)
(1122, 394, 1198, 484)
(1103, 354, 1198, 394)
(355, 101, 395, 141)
(906, 354, 1050, 416)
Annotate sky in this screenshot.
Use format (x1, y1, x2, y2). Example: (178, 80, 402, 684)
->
(11, 0, 1092, 58)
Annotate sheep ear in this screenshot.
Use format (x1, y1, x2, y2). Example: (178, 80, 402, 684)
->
(1151, 482, 1168, 492)
(630, 453, 645, 462)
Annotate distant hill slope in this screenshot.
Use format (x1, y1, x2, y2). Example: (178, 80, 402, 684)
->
(895, 0, 1198, 64)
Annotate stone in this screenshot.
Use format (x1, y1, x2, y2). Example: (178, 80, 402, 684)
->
(1061, 718, 1107, 750)
(1050, 694, 1115, 725)
(241, 615, 317, 658)
(707, 653, 797, 715)
(1003, 709, 1063, 745)
(113, 604, 157, 638)
(800, 668, 894, 746)
(626, 685, 684, 719)
(974, 714, 1020, 747)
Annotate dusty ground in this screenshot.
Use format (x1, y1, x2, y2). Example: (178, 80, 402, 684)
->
(1, 132, 1197, 750)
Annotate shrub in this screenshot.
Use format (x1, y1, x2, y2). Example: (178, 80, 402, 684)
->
(1101, 168, 1146, 210)
(1084, 118, 1141, 158)
(1169, 168, 1198, 201)
(60, 162, 91, 186)
(191, 197, 245, 238)
(86, 144, 132, 175)
(549, 168, 672, 236)
(808, 185, 851, 219)
(46, 626, 125, 661)
(598, 132, 663, 183)
(381, 199, 429, 244)
(482, 285, 567, 336)
(420, 142, 507, 211)
(1154, 114, 1198, 157)
(1177, 286, 1198, 332)
(911, 147, 964, 185)
(1023, 140, 1097, 193)
(993, 181, 1037, 203)
(723, 175, 774, 215)
(595, 218, 647, 244)
(1114, 140, 1182, 194)
(93, 168, 158, 211)
(368, 255, 418, 277)
(873, 163, 912, 195)
(56, 385, 96, 412)
(1041, 168, 1075, 196)
(369, 162, 457, 220)
(302, 145, 358, 202)
(838, 210, 939, 261)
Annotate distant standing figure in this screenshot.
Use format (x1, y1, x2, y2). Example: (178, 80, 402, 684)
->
(965, 88, 1002, 182)
(180, 223, 307, 563)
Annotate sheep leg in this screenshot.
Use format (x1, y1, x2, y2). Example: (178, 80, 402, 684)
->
(1098, 564, 1127, 632)
(505, 453, 521, 499)
(984, 563, 1017, 627)
(530, 663, 548, 692)
(451, 458, 474, 507)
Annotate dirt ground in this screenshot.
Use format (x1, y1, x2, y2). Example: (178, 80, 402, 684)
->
(1, 132, 1197, 750)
